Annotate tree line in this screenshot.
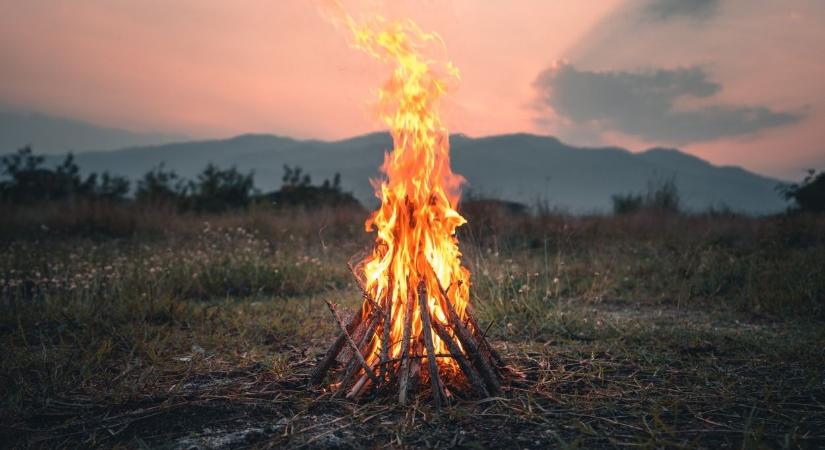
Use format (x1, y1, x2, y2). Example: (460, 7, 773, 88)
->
(3, 146, 823, 215)
(0, 147, 358, 212)
(609, 173, 825, 215)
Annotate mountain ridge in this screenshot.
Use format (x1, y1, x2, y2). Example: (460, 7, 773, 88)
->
(22, 131, 787, 214)
(0, 110, 185, 154)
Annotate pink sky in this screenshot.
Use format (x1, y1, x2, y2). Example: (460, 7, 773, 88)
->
(1, 0, 822, 179)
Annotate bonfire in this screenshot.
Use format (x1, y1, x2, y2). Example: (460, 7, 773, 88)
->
(309, 7, 505, 406)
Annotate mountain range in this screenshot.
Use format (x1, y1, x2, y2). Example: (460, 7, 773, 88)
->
(33, 132, 787, 214)
(0, 110, 789, 213)
(0, 111, 183, 154)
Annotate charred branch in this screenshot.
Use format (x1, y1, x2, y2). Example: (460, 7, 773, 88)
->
(325, 301, 380, 387)
(432, 320, 489, 397)
(314, 262, 505, 405)
(398, 288, 416, 405)
(309, 307, 363, 386)
(417, 282, 443, 407)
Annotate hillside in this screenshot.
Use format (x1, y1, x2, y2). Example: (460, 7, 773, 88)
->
(39, 132, 787, 214)
(0, 111, 183, 154)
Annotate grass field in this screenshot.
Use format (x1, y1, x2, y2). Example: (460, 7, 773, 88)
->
(1, 203, 824, 448)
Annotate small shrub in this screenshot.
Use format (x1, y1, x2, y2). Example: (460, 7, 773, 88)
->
(261, 165, 359, 208)
(188, 164, 255, 212)
(1, 147, 130, 204)
(611, 193, 644, 215)
(135, 163, 189, 208)
(644, 177, 680, 213)
(612, 177, 680, 215)
(780, 169, 825, 213)
(87, 172, 131, 202)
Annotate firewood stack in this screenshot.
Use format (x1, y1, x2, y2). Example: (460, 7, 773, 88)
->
(309, 266, 505, 406)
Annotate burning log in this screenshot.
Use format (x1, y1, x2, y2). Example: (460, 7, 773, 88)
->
(377, 274, 394, 386)
(432, 320, 489, 398)
(416, 282, 444, 407)
(436, 281, 502, 396)
(325, 301, 380, 387)
(308, 309, 362, 387)
(310, 7, 506, 404)
(336, 313, 380, 394)
(310, 267, 504, 404)
(398, 289, 416, 405)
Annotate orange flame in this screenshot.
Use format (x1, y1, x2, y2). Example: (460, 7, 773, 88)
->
(329, 5, 471, 375)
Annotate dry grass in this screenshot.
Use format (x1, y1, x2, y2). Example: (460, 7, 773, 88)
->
(1, 204, 823, 448)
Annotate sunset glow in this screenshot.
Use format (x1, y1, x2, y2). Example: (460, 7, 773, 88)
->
(1, 0, 823, 178)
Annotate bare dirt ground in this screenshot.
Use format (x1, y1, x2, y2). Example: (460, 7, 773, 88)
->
(6, 298, 822, 449)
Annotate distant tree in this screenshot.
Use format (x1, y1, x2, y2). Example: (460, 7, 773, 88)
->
(91, 172, 131, 202)
(135, 163, 188, 207)
(644, 177, 680, 213)
(0, 147, 100, 204)
(189, 164, 254, 212)
(780, 169, 825, 213)
(1, 147, 45, 203)
(282, 164, 311, 188)
(264, 165, 358, 208)
(611, 193, 644, 215)
(612, 177, 681, 215)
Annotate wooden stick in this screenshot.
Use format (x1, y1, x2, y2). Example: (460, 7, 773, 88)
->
(433, 281, 502, 396)
(432, 320, 489, 398)
(446, 310, 501, 396)
(326, 301, 380, 387)
(398, 288, 416, 405)
(466, 312, 506, 370)
(349, 261, 385, 316)
(337, 312, 380, 393)
(347, 361, 377, 398)
(408, 340, 422, 398)
(348, 373, 370, 398)
(441, 384, 453, 402)
(378, 278, 393, 385)
(309, 308, 363, 386)
(375, 353, 454, 366)
(417, 282, 443, 408)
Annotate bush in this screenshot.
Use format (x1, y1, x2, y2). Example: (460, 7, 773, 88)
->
(135, 163, 189, 208)
(611, 193, 644, 215)
(188, 164, 255, 212)
(1, 146, 353, 214)
(612, 177, 681, 215)
(136, 164, 256, 212)
(1, 147, 129, 204)
(87, 172, 131, 202)
(262, 165, 359, 208)
(780, 169, 825, 213)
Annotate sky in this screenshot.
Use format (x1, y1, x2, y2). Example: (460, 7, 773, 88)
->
(1, 0, 823, 180)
